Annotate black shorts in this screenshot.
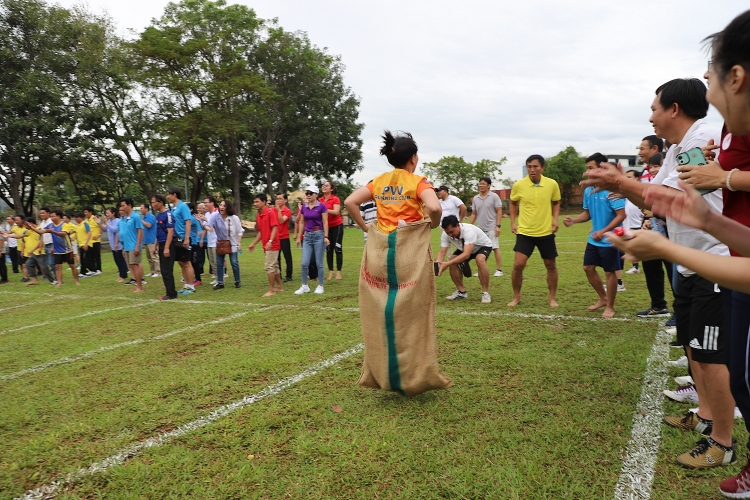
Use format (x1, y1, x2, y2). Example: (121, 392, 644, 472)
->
(513, 234, 558, 260)
(583, 243, 622, 272)
(54, 252, 75, 266)
(452, 246, 493, 262)
(174, 241, 194, 263)
(674, 273, 725, 364)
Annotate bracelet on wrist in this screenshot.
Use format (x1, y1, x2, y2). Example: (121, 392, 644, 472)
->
(727, 168, 739, 192)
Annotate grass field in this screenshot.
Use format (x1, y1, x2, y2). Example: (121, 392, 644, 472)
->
(0, 219, 746, 499)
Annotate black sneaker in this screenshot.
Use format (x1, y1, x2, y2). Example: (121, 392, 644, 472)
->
(234, 281, 241, 288)
(666, 314, 677, 327)
(213, 283, 224, 290)
(283, 277, 293, 282)
(124, 278, 137, 285)
(670, 340, 682, 348)
(637, 307, 671, 318)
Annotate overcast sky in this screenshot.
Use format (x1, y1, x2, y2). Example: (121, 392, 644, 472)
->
(57, 0, 747, 186)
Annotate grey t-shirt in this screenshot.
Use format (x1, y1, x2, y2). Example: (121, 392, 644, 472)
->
(471, 192, 502, 232)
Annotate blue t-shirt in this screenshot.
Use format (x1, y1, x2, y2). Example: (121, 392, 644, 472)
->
(583, 187, 626, 247)
(51, 222, 72, 254)
(172, 201, 192, 239)
(156, 210, 175, 243)
(190, 215, 200, 243)
(119, 213, 144, 252)
(141, 212, 157, 245)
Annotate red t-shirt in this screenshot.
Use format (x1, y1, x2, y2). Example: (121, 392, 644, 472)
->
(718, 126, 750, 256)
(276, 206, 291, 239)
(322, 195, 343, 227)
(256, 207, 280, 251)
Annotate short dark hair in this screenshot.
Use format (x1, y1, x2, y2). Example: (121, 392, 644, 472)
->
(276, 193, 288, 200)
(526, 154, 545, 167)
(152, 194, 167, 205)
(25, 216, 37, 223)
(478, 177, 492, 185)
(648, 152, 664, 166)
(655, 78, 709, 120)
(628, 170, 642, 179)
(168, 187, 182, 199)
(120, 197, 134, 208)
(186, 202, 195, 213)
(204, 195, 217, 205)
(223, 200, 236, 216)
(380, 130, 418, 168)
(703, 11, 750, 91)
(140, 203, 149, 210)
(585, 152, 608, 165)
(105, 207, 117, 216)
(437, 185, 449, 193)
(254, 193, 267, 203)
(40, 207, 50, 213)
(441, 215, 459, 229)
(74, 212, 84, 219)
(49, 209, 63, 217)
(83, 206, 94, 213)
(642, 135, 664, 152)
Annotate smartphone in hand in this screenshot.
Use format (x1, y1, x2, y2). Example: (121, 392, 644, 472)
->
(676, 147, 716, 195)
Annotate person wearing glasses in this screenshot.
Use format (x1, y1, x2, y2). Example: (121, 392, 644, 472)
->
(295, 186, 329, 294)
(321, 180, 344, 281)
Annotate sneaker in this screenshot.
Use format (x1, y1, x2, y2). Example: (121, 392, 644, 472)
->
(666, 326, 677, 336)
(295, 285, 311, 295)
(675, 375, 694, 385)
(670, 340, 682, 348)
(180, 277, 184, 283)
(493, 270, 504, 277)
(473, 273, 478, 277)
(720, 453, 750, 498)
(446, 290, 468, 300)
(210, 280, 217, 285)
(85, 271, 95, 276)
(689, 407, 743, 420)
(178, 288, 195, 295)
(124, 278, 137, 285)
(78, 273, 88, 278)
(637, 307, 671, 318)
(159, 295, 175, 301)
(94, 270, 102, 275)
(314, 285, 324, 294)
(664, 410, 712, 435)
(666, 314, 677, 327)
(664, 384, 699, 403)
(283, 277, 293, 282)
(21, 277, 30, 283)
(668, 356, 689, 368)
(626, 266, 640, 274)
(617, 283, 626, 292)
(234, 281, 241, 288)
(141, 280, 147, 285)
(152, 273, 160, 278)
(213, 283, 224, 290)
(481, 292, 491, 304)
(194, 280, 202, 286)
(676, 437, 736, 469)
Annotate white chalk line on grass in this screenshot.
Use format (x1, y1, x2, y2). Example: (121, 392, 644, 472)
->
(0, 299, 55, 313)
(0, 312, 254, 382)
(0, 303, 153, 336)
(454, 310, 659, 323)
(15, 343, 364, 500)
(612, 326, 671, 500)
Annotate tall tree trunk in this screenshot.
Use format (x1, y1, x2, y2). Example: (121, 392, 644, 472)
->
(228, 136, 241, 215)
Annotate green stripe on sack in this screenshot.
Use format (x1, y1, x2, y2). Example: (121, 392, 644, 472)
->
(385, 230, 403, 394)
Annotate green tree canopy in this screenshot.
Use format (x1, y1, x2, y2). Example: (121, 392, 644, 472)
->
(421, 156, 506, 204)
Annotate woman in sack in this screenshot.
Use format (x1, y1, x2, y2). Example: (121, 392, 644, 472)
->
(344, 130, 451, 396)
(211, 200, 243, 290)
(295, 186, 329, 294)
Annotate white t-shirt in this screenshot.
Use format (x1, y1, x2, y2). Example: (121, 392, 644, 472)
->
(653, 119, 728, 276)
(205, 210, 218, 247)
(624, 200, 643, 229)
(1, 223, 15, 248)
(440, 223, 493, 253)
(439, 195, 464, 221)
(38, 218, 53, 245)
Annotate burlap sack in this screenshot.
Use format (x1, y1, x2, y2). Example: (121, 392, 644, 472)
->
(358, 220, 453, 396)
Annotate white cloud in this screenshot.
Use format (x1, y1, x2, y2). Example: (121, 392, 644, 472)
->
(56, 0, 744, 184)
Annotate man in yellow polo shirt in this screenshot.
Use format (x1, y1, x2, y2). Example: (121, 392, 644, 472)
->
(84, 207, 105, 275)
(508, 154, 561, 308)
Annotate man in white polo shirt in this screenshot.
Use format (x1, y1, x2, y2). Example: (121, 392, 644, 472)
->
(436, 186, 466, 223)
(436, 215, 493, 304)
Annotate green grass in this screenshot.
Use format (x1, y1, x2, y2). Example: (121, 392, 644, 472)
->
(0, 219, 743, 499)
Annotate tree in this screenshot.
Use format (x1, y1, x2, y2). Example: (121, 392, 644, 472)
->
(421, 156, 506, 204)
(500, 177, 515, 189)
(544, 146, 586, 208)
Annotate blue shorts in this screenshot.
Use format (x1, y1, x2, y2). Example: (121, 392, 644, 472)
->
(583, 243, 622, 273)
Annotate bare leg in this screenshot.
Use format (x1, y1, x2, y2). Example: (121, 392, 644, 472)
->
(130, 263, 143, 292)
(602, 271, 617, 318)
(476, 255, 490, 293)
(263, 273, 276, 297)
(494, 248, 502, 271)
(69, 264, 80, 285)
(449, 263, 466, 293)
(699, 362, 735, 447)
(274, 273, 283, 292)
(55, 264, 63, 287)
(584, 265, 606, 311)
(508, 252, 529, 306)
(544, 258, 559, 307)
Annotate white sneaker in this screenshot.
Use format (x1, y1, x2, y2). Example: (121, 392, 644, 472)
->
(625, 267, 640, 274)
(675, 375, 694, 385)
(494, 270, 504, 277)
(210, 280, 217, 285)
(667, 355, 689, 368)
(617, 283, 626, 292)
(664, 385, 698, 403)
(666, 326, 677, 335)
(690, 406, 743, 419)
(314, 285, 324, 294)
(152, 273, 160, 278)
(295, 285, 310, 295)
(473, 273, 478, 277)
(445, 290, 468, 300)
(94, 270, 102, 276)
(481, 292, 491, 304)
